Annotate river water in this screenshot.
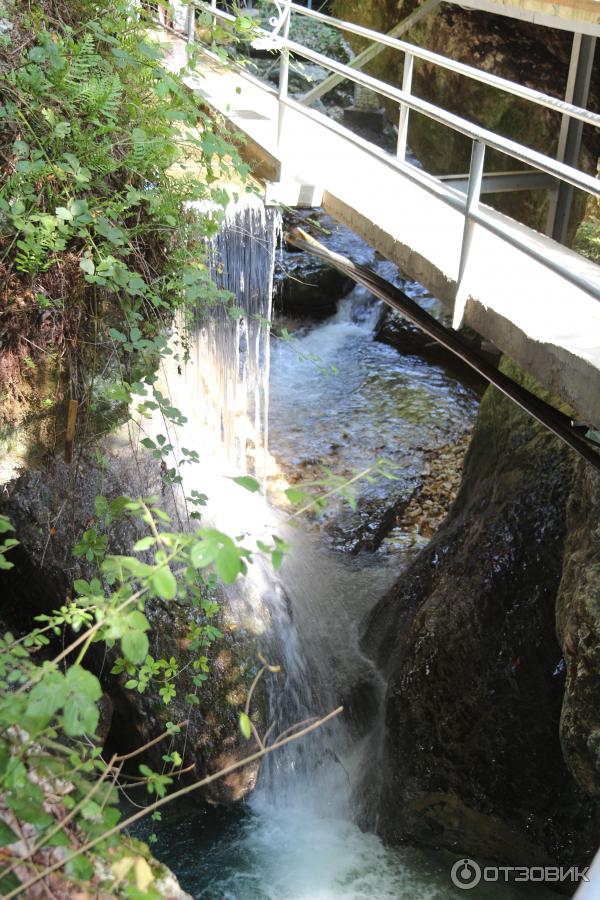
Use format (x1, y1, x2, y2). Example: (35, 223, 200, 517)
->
(133, 208, 557, 900)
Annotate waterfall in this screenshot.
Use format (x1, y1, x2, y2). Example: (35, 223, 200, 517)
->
(138, 200, 497, 899)
(174, 195, 280, 482)
(160, 195, 375, 809)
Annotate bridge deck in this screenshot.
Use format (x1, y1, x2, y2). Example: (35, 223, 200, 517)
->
(168, 41, 600, 427)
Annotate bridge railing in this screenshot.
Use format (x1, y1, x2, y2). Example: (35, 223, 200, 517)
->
(180, 0, 600, 305)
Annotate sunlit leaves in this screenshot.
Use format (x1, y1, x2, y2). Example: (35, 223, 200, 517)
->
(191, 529, 251, 584)
(0, 515, 18, 570)
(149, 564, 177, 600)
(24, 664, 102, 737)
(231, 475, 261, 493)
(120, 611, 150, 664)
(0, 819, 18, 847)
(62, 665, 102, 736)
(256, 535, 289, 571)
(239, 711, 252, 740)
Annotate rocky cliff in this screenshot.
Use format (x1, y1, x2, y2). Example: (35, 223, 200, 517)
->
(363, 360, 600, 866)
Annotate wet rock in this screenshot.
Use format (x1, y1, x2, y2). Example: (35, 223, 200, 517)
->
(275, 246, 354, 320)
(364, 359, 600, 866)
(556, 461, 600, 797)
(387, 434, 472, 545)
(375, 309, 440, 358)
(323, 480, 418, 554)
(275, 210, 378, 320)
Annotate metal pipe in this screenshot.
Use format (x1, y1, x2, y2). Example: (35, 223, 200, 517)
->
(186, 2, 195, 42)
(210, 0, 217, 49)
(550, 34, 597, 244)
(194, 3, 600, 195)
(455, 139, 486, 327)
(459, 141, 486, 281)
(175, 8, 600, 299)
(277, 1, 292, 149)
(285, 227, 600, 472)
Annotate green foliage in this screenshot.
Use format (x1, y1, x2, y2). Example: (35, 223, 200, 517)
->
(0, 516, 18, 570)
(574, 214, 600, 264)
(0, 495, 261, 895)
(239, 711, 252, 740)
(0, 0, 250, 452)
(0, 0, 264, 893)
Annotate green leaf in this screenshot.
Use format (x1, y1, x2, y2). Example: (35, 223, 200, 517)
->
(66, 854, 94, 882)
(231, 475, 260, 493)
(150, 565, 177, 600)
(215, 545, 244, 584)
(133, 536, 155, 552)
(121, 629, 149, 665)
(285, 487, 306, 505)
(0, 872, 20, 894)
(79, 257, 95, 275)
(0, 818, 18, 847)
(190, 539, 218, 569)
(239, 711, 252, 740)
(8, 792, 53, 827)
(26, 670, 66, 728)
(61, 665, 102, 737)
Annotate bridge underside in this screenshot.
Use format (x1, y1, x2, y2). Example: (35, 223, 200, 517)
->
(170, 43, 600, 428)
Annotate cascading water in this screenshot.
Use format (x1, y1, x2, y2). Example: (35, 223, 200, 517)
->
(138, 201, 554, 900)
(174, 196, 279, 481)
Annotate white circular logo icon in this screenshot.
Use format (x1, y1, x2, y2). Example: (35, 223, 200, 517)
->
(451, 858, 482, 890)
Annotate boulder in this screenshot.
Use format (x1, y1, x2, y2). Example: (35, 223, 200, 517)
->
(363, 359, 600, 865)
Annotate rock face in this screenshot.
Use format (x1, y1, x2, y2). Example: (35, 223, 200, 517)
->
(333, 0, 600, 234)
(364, 360, 600, 865)
(556, 460, 600, 799)
(0, 441, 264, 805)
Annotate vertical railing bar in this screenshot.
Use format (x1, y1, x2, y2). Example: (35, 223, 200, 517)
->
(186, 1, 195, 43)
(397, 51, 414, 161)
(454, 139, 485, 328)
(210, 0, 217, 50)
(277, 1, 292, 151)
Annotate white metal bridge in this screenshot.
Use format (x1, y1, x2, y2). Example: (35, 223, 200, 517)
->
(165, 0, 600, 429)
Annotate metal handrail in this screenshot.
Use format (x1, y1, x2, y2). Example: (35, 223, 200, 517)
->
(286, 2, 600, 130)
(185, 1, 600, 306)
(281, 36, 600, 197)
(279, 93, 600, 300)
(197, 3, 600, 198)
